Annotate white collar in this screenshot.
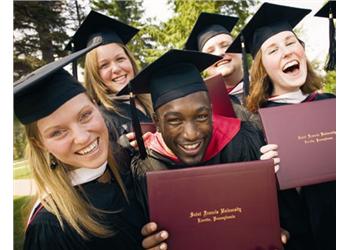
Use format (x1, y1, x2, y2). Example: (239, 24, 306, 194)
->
(228, 81, 244, 95)
(69, 161, 108, 186)
(268, 89, 308, 104)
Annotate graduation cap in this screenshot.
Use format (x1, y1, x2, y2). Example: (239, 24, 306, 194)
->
(65, 10, 139, 78)
(184, 12, 239, 51)
(226, 3, 311, 100)
(124, 49, 221, 159)
(14, 41, 102, 125)
(315, 1, 336, 71)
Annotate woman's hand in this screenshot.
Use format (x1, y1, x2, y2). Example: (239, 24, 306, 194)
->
(141, 222, 168, 250)
(260, 144, 280, 173)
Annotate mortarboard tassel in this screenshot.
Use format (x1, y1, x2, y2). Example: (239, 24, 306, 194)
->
(326, 10, 336, 71)
(129, 88, 147, 159)
(240, 35, 250, 104)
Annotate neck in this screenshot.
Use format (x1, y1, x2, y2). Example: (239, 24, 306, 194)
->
(223, 70, 243, 89)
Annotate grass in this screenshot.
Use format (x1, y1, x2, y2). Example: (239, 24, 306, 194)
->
(14, 196, 32, 250)
(13, 160, 31, 180)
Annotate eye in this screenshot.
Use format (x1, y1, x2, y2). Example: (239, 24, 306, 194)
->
(286, 40, 296, 46)
(268, 48, 278, 55)
(99, 63, 109, 70)
(196, 114, 208, 122)
(116, 57, 126, 63)
(80, 110, 93, 122)
(167, 118, 182, 126)
(49, 129, 66, 138)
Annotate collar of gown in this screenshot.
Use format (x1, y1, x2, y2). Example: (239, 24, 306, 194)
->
(268, 89, 308, 104)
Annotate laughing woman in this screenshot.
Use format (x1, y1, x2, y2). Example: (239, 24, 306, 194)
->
(67, 10, 153, 140)
(226, 3, 335, 250)
(15, 47, 165, 250)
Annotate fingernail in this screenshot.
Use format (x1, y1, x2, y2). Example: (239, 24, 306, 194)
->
(160, 231, 168, 239)
(160, 243, 167, 250)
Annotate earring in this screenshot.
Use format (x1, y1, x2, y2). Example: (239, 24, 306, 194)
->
(50, 154, 58, 170)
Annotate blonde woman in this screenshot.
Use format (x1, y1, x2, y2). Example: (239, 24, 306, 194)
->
(14, 48, 168, 250)
(226, 3, 335, 250)
(67, 11, 153, 139)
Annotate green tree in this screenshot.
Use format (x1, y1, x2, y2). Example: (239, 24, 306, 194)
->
(323, 70, 336, 94)
(146, 0, 258, 61)
(14, 1, 69, 81)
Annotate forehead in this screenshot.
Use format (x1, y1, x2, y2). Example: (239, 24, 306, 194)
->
(157, 91, 210, 116)
(202, 33, 233, 51)
(96, 42, 125, 57)
(261, 31, 296, 49)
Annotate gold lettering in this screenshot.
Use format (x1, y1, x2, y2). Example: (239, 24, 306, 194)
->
(203, 209, 219, 217)
(197, 218, 212, 224)
(189, 211, 201, 218)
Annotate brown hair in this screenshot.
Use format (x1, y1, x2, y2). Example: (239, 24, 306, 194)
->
(84, 43, 153, 117)
(246, 49, 323, 113)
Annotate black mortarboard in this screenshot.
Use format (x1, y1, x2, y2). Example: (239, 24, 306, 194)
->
(184, 12, 239, 51)
(128, 49, 222, 109)
(66, 10, 139, 52)
(315, 1, 336, 71)
(14, 42, 102, 125)
(226, 2, 311, 57)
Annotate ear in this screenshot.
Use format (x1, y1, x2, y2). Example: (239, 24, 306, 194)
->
(152, 112, 160, 130)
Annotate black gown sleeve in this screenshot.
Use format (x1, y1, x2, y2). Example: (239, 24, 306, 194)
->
(24, 210, 87, 250)
(213, 121, 266, 164)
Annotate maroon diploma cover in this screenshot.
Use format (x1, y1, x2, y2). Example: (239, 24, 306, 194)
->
(147, 159, 282, 250)
(204, 74, 236, 117)
(259, 98, 336, 190)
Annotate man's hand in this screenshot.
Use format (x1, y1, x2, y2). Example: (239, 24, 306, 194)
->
(141, 222, 169, 250)
(126, 132, 153, 149)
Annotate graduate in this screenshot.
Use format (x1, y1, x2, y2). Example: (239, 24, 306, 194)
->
(185, 12, 262, 129)
(67, 10, 153, 139)
(226, 3, 336, 250)
(14, 44, 168, 250)
(125, 49, 284, 249)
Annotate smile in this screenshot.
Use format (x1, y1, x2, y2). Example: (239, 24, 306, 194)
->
(282, 60, 300, 74)
(178, 141, 202, 155)
(216, 59, 231, 67)
(112, 75, 127, 83)
(76, 138, 99, 155)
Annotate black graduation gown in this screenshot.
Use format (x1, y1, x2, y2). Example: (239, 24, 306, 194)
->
(130, 121, 265, 219)
(24, 171, 146, 250)
(262, 92, 336, 250)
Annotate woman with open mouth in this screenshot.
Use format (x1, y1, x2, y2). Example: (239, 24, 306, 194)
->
(226, 2, 336, 250)
(15, 45, 167, 250)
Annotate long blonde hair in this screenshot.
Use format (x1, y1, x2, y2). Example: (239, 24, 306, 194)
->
(246, 49, 323, 113)
(25, 122, 128, 239)
(84, 43, 153, 117)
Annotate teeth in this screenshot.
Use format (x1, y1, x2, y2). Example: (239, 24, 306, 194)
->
(283, 60, 298, 71)
(112, 75, 126, 82)
(77, 139, 98, 155)
(182, 143, 200, 150)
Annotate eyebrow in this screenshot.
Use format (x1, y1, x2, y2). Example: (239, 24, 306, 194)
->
(163, 107, 210, 117)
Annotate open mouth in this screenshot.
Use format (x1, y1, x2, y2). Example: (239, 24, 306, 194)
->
(76, 138, 99, 156)
(282, 60, 300, 74)
(216, 59, 231, 67)
(178, 141, 202, 156)
(112, 75, 127, 83)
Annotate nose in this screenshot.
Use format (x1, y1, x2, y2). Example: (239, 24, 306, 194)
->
(183, 122, 199, 141)
(281, 45, 293, 58)
(73, 126, 90, 145)
(212, 47, 225, 57)
(111, 61, 121, 74)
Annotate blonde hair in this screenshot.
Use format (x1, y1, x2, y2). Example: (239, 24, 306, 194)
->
(246, 49, 323, 113)
(25, 122, 128, 239)
(84, 43, 153, 117)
